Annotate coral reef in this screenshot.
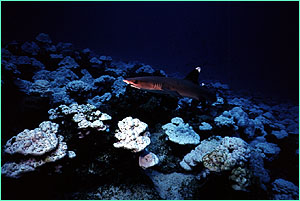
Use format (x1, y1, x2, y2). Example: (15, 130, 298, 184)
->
(202, 137, 251, 172)
(2, 33, 298, 200)
(272, 179, 299, 200)
(180, 136, 222, 171)
(229, 167, 252, 191)
(113, 117, 150, 152)
(139, 151, 159, 169)
(199, 122, 213, 131)
(5, 121, 59, 156)
(2, 122, 72, 178)
(162, 117, 200, 145)
(49, 103, 111, 136)
(58, 56, 79, 69)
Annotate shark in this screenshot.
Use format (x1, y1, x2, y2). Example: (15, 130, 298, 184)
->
(123, 67, 216, 102)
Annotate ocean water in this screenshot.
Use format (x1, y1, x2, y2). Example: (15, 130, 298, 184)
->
(1, 2, 299, 200)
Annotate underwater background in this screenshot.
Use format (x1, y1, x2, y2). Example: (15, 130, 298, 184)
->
(1, 1, 299, 200)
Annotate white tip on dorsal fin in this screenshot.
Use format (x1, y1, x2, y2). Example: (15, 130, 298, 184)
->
(184, 66, 202, 85)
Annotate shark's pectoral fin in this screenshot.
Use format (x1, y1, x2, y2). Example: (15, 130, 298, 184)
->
(162, 88, 182, 98)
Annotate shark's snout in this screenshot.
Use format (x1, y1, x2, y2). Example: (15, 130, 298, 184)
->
(123, 79, 141, 89)
(123, 79, 133, 85)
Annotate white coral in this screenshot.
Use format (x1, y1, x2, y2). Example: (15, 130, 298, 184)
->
(180, 136, 251, 172)
(2, 135, 68, 178)
(162, 117, 200, 145)
(113, 117, 150, 152)
(5, 121, 59, 156)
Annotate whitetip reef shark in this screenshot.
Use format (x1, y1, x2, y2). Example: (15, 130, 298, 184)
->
(123, 67, 217, 102)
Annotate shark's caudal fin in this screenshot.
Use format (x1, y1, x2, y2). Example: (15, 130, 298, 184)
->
(184, 66, 201, 84)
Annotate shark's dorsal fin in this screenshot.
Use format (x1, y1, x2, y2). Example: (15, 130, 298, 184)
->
(184, 67, 201, 84)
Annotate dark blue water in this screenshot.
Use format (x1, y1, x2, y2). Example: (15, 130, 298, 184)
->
(2, 1, 298, 102)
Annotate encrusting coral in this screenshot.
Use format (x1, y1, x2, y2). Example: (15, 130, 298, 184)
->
(2, 122, 72, 178)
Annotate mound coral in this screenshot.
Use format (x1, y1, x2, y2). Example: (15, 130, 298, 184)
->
(180, 136, 251, 172)
(272, 178, 299, 200)
(2, 122, 72, 178)
(113, 117, 150, 152)
(5, 121, 59, 156)
(162, 117, 200, 145)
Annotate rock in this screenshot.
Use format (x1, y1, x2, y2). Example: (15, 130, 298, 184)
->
(14, 78, 32, 93)
(68, 151, 76, 159)
(35, 33, 52, 43)
(251, 141, 280, 161)
(50, 54, 63, 59)
(262, 112, 275, 120)
(29, 79, 52, 97)
(146, 170, 196, 200)
(66, 80, 91, 93)
(87, 93, 112, 108)
(94, 75, 116, 86)
(21, 41, 40, 55)
(80, 69, 95, 86)
(58, 56, 79, 69)
(3, 60, 20, 75)
(99, 56, 112, 61)
(199, 122, 213, 131)
(177, 97, 193, 110)
(214, 115, 236, 128)
(272, 178, 299, 200)
(82, 183, 159, 200)
(111, 77, 127, 97)
(135, 65, 155, 74)
(211, 82, 230, 90)
(82, 48, 91, 54)
(31, 58, 45, 70)
(212, 96, 224, 106)
(56, 42, 73, 51)
(271, 130, 288, 139)
(229, 107, 249, 127)
(90, 57, 103, 65)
